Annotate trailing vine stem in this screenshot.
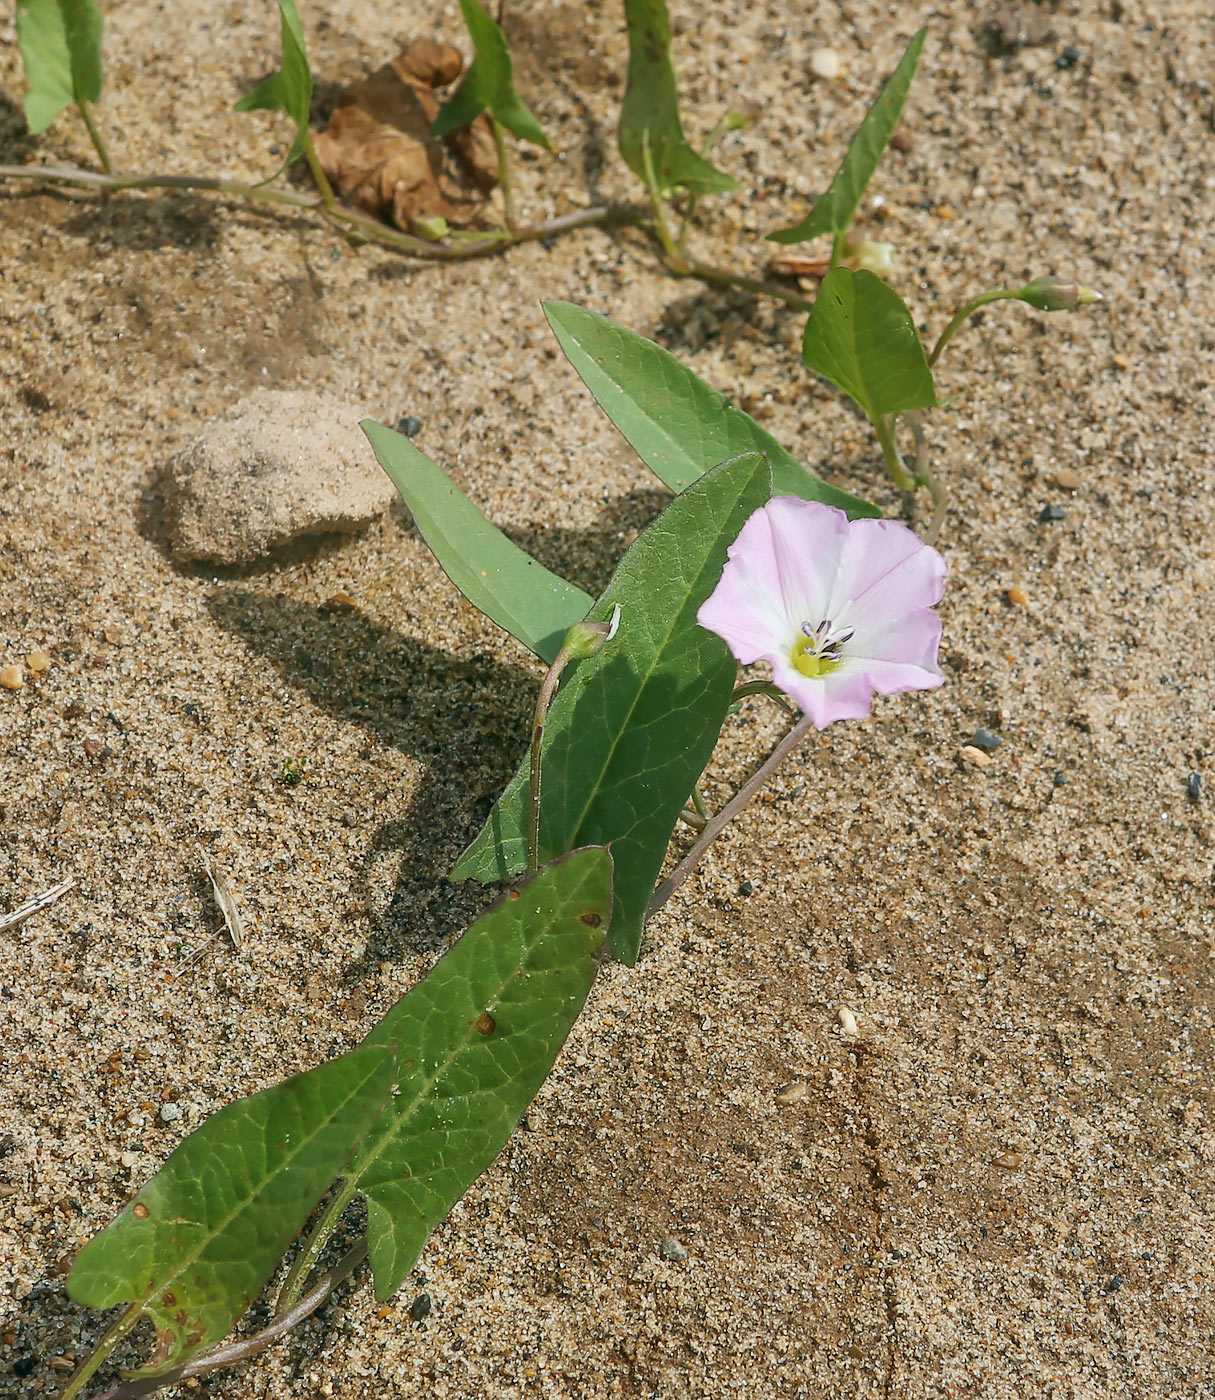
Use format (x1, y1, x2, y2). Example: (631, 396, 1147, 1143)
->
(0, 162, 818, 311)
(78, 1240, 370, 1400)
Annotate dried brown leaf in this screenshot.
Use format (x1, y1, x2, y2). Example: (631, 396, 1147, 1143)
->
(314, 39, 498, 232)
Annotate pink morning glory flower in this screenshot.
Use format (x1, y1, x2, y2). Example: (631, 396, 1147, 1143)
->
(697, 498, 946, 729)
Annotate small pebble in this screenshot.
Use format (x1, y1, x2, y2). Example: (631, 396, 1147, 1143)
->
(1039, 504, 1066, 522)
(776, 1082, 809, 1105)
(120, 1151, 139, 1168)
(13, 1357, 37, 1378)
(25, 650, 51, 673)
(659, 1237, 689, 1262)
(0, 664, 23, 690)
(1049, 467, 1083, 490)
(396, 415, 424, 439)
(972, 728, 1004, 751)
(159, 1103, 182, 1123)
(409, 1292, 432, 1321)
(837, 1006, 859, 1037)
(49, 1356, 75, 1372)
(810, 47, 842, 80)
(1006, 586, 1029, 607)
(738, 880, 753, 896)
(1055, 45, 1081, 69)
(992, 1151, 1024, 1171)
(103, 626, 124, 646)
(959, 745, 992, 768)
(1187, 771, 1202, 803)
(1053, 770, 1067, 787)
(1111, 353, 1131, 370)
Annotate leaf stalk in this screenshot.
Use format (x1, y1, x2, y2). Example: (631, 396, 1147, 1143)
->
(647, 712, 815, 918)
(77, 101, 114, 176)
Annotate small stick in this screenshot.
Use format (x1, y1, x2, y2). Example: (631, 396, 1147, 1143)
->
(0, 876, 75, 933)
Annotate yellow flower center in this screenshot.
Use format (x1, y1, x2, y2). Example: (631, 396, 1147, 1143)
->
(791, 634, 842, 678)
(791, 618, 853, 678)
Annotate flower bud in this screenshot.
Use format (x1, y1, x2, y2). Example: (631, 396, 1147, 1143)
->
(563, 604, 622, 660)
(842, 233, 898, 278)
(1017, 275, 1103, 312)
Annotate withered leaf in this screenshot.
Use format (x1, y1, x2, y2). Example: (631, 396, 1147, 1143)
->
(314, 39, 498, 233)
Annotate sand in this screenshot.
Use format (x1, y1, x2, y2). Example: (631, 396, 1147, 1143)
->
(2, 1, 1213, 1396)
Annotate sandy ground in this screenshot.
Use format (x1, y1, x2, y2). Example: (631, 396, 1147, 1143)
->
(2, 1, 1214, 1396)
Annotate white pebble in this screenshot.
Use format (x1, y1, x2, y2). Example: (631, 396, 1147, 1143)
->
(810, 47, 843, 81)
(159, 1102, 182, 1123)
(837, 1006, 859, 1037)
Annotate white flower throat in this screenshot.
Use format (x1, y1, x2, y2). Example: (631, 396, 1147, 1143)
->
(791, 618, 853, 678)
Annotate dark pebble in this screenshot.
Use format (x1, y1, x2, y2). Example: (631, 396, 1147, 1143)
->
(1103, 1273, 1123, 1293)
(972, 728, 1004, 752)
(738, 880, 753, 896)
(1056, 46, 1081, 69)
(13, 1357, 36, 1378)
(1187, 771, 1203, 803)
(1053, 771, 1067, 787)
(409, 1291, 432, 1321)
(396, 415, 424, 439)
(540, 235, 559, 251)
(1039, 504, 1067, 522)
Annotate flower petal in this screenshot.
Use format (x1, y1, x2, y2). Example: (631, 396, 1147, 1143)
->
(763, 497, 850, 634)
(770, 654, 875, 729)
(696, 509, 788, 664)
(849, 607, 943, 675)
(827, 517, 946, 624)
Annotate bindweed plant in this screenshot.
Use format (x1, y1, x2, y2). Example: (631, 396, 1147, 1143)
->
(55, 301, 953, 1398)
(6, 0, 1102, 523)
(12, 4, 1107, 1396)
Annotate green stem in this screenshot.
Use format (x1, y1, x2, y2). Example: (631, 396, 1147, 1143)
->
(640, 133, 683, 267)
(275, 1179, 358, 1313)
(300, 131, 337, 210)
(85, 1242, 369, 1400)
(903, 412, 947, 540)
(60, 1302, 142, 1400)
(77, 100, 114, 176)
(527, 641, 577, 874)
(731, 679, 793, 708)
(829, 229, 847, 269)
(675, 110, 733, 252)
(0, 162, 320, 206)
(490, 115, 516, 230)
(928, 288, 1018, 366)
(681, 258, 815, 313)
(648, 713, 815, 918)
(873, 413, 916, 492)
(0, 163, 645, 257)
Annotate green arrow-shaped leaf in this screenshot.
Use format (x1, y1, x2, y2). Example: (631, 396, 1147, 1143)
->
(234, 0, 313, 164)
(16, 0, 104, 135)
(363, 420, 592, 665)
(545, 300, 878, 517)
(803, 267, 937, 422)
(453, 452, 772, 964)
(67, 1043, 396, 1373)
(347, 847, 611, 1298)
(432, 0, 550, 147)
(618, 0, 736, 196)
(770, 29, 925, 245)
